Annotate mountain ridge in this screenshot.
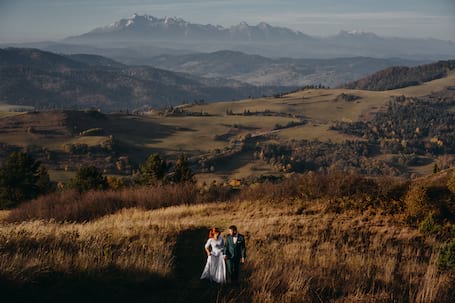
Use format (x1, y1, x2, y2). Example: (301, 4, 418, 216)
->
(143, 50, 425, 87)
(0, 48, 292, 111)
(68, 13, 311, 42)
(62, 14, 455, 60)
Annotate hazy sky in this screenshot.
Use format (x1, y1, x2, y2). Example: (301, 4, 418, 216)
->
(0, 0, 454, 43)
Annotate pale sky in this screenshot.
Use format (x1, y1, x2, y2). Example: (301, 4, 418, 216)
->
(0, 0, 454, 43)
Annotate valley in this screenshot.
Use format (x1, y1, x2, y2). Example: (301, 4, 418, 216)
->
(0, 67, 454, 183)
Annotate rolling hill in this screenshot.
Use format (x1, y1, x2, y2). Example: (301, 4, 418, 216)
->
(343, 60, 455, 90)
(145, 50, 423, 87)
(0, 48, 292, 111)
(1, 45, 425, 88)
(0, 60, 454, 182)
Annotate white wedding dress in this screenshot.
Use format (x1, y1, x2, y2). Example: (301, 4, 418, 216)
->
(200, 235, 226, 283)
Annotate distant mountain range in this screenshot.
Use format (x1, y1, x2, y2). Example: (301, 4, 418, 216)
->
(66, 14, 313, 43)
(0, 48, 291, 111)
(61, 14, 455, 60)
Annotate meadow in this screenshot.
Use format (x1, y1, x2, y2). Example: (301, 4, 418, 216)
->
(1, 172, 454, 302)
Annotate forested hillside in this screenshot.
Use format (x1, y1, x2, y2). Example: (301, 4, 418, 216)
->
(343, 60, 455, 90)
(0, 48, 290, 111)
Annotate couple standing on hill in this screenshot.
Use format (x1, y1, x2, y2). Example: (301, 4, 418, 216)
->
(200, 225, 246, 284)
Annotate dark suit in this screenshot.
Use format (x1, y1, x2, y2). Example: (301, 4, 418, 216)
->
(224, 234, 246, 282)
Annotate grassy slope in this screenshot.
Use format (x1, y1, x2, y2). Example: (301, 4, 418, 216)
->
(188, 71, 455, 121)
(0, 198, 453, 302)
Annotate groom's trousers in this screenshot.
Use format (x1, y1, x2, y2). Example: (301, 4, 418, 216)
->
(226, 258, 240, 282)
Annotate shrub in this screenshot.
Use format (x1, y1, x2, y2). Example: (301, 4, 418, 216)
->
(70, 166, 108, 193)
(405, 185, 430, 220)
(299, 172, 326, 199)
(107, 176, 125, 190)
(438, 238, 455, 272)
(238, 176, 301, 202)
(374, 177, 409, 202)
(0, 151, 52, 209)
(325, 172, 377, 198)
(448, 169, 455, 194)
(168, 154, 195, 184)
(6, 183, 203, 223)
(419, 212, 440, 235)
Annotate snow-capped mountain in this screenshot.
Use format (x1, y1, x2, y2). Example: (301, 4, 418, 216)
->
(63, 14, 455, 60)
(66, 14, 310, 42)
(333, 30, 382, 40)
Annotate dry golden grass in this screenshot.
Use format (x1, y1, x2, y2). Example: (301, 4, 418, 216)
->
(271, 122, 359, 143)
(0, 210, 10, 221)
(187, 72, 455, 125)
(392, 71, 455, 96)
(0, 111, 24, 118)
(1, 196, 453, 302)
(147, 115, 300, 155)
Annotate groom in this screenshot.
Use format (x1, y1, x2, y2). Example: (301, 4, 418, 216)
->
(224, 225, 246, 283)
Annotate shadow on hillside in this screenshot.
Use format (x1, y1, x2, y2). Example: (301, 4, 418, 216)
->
(0, 267, 174, 303)
(172, 227, 252, 302)
(1, 227, 251, 303)
(172, 227, 220, 302)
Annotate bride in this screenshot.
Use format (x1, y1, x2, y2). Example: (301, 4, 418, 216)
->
(200, 227, 226, 283)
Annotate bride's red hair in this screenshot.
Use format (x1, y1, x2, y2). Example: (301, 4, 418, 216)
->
(208, 227, 220, 238)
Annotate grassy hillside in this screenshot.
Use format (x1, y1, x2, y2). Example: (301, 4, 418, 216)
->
(188, 70, 455, 121)
(1, 172, 455, 302)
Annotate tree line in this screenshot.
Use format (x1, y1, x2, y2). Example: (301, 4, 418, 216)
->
(0, 151, 194, 209)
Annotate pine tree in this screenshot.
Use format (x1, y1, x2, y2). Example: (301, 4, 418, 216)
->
(0, 151, 51, 208)
(169, 154, 195, 183)
(140, 153, 167, 185)
(70, 166, 108, 193)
